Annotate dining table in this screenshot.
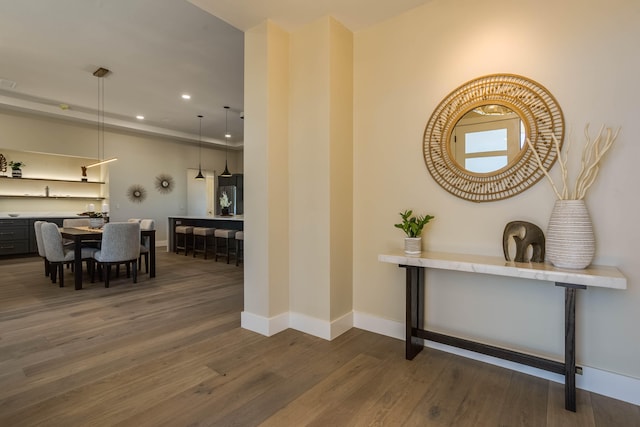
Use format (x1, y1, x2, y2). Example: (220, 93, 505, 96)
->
(60, 226, 156, 290)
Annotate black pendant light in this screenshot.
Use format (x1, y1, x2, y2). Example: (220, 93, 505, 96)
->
(82, 67, 117, 179)
(220, 106, 232, 177)
(195, 114, 205, 180)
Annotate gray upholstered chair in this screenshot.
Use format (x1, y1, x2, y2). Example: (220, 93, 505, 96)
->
(41, 222, 97, 287)
(138, 219, 155, 273)
(92, 222, 141, 287)
(62, 217, 99, 248)
(34, 220, 50, 277)
(63, 218, 91, 228)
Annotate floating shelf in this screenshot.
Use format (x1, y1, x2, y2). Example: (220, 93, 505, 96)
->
(0, 195, 105, 200)
(0, 177, 105, 184)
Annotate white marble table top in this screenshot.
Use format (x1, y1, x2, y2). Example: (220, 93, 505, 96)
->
(378, 251, 627, 290)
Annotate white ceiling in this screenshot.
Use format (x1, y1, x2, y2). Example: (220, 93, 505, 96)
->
(0, 0, 432, 148)
(188, 0, 433, 32)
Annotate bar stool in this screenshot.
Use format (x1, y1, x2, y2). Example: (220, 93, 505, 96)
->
(214, 229, 237, 264)
(235, 231, 244, 266)
(193, 227, 215, 259)
(175, 225, 194, 255)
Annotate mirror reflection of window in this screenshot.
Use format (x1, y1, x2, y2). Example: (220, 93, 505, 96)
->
(451, 107, 524, 173)
(465, 128, 508, 172)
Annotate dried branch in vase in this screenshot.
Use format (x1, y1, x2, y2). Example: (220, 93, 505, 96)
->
(526, 124, 620, 200)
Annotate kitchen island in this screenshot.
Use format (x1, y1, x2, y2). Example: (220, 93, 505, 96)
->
(167, 215, 244, 253)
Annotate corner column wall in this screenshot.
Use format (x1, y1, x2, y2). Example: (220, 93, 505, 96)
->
(242, 21, 291, 335)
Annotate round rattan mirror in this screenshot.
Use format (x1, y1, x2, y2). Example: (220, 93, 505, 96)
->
(423, 74, 564, 202)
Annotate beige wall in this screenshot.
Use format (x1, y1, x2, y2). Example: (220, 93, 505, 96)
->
(289, 18, 332, 319)
(243, 17, 353, 337)
(243, 21, 291, 321)
(289, 17, 354, 326)
(0, 109, 241, 243)
(328, 19, 354, 321)
(353, 0, 640, 378)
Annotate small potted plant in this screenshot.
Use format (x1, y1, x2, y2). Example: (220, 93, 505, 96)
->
(394, 209, 435, 254)
(9, 161, 25, 178)
(219, 191, 232, 216)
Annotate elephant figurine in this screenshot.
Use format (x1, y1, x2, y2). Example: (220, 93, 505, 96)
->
(502, 221, 545, 263)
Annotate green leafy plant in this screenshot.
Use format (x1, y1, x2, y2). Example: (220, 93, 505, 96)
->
(9, 161, 25, 170)
(88, 212, 103, 218)
(394, 209, 434, 238)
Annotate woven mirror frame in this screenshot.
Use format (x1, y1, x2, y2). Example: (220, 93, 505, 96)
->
(423, 74, 564, 202)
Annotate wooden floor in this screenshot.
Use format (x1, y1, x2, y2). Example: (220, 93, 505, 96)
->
(1, 250, 638, 427)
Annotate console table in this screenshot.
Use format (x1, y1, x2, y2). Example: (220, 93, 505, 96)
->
(378, 251, 626, 412)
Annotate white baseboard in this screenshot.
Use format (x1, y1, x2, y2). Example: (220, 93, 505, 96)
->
(353, 311, 640, 406)
(289, 312, 332, 340)
(330, 311, 354, 340)
(240, 311, 288, 336)
(241, 310, 353, 341)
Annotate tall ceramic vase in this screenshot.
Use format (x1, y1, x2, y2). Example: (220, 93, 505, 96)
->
(546, 200, 595, 269)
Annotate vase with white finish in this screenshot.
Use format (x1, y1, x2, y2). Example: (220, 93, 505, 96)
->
(546, 200, 594, 269)
(527, 124, 620, 269)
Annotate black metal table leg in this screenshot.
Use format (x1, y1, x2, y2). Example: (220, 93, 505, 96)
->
(403, 265, 424, 360)
(73, 236, 83, 290)
(556, 282, 586, 412)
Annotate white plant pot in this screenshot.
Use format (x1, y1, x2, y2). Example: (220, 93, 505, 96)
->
(404, 237, 422, 255)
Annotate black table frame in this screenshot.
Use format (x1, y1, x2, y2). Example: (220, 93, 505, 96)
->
(61, 228, 156, 290)
(401, 264, 584, 412)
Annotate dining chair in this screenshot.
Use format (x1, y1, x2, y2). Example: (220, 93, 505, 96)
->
(139, 219, 155, 273)
(41, 222, 97, 287)
(92, 222, 141, 288)
(63, 218, 91, 227)
(33, 220, 50, 277)
(62, 217, 99, 248)
(118, 218, 149, 275)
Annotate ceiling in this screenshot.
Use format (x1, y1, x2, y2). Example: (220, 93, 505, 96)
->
(0, 0, 432, 149)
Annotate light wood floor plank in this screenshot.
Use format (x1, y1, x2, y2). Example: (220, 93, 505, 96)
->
(1, 250, 638, 426)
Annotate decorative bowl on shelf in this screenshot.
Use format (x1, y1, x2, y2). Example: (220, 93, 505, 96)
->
(8, 213, 20, 217)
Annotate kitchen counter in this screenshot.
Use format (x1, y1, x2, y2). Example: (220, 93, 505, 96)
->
(167, 215, 244, 253)
(0, 213, 87, 256)
(0, 212, 85, 219)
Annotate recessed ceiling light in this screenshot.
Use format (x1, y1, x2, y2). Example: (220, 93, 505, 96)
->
(181, 94, 191, 100)
(136, 115, 144, 120)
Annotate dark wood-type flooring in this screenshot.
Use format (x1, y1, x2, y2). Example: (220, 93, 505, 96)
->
(1, 250, 638, 426)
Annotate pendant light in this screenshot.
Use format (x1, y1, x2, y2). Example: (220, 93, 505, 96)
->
(195, 114, 205, 180)
(82, 67, 117, 180)
(220, 105, 232, 177)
